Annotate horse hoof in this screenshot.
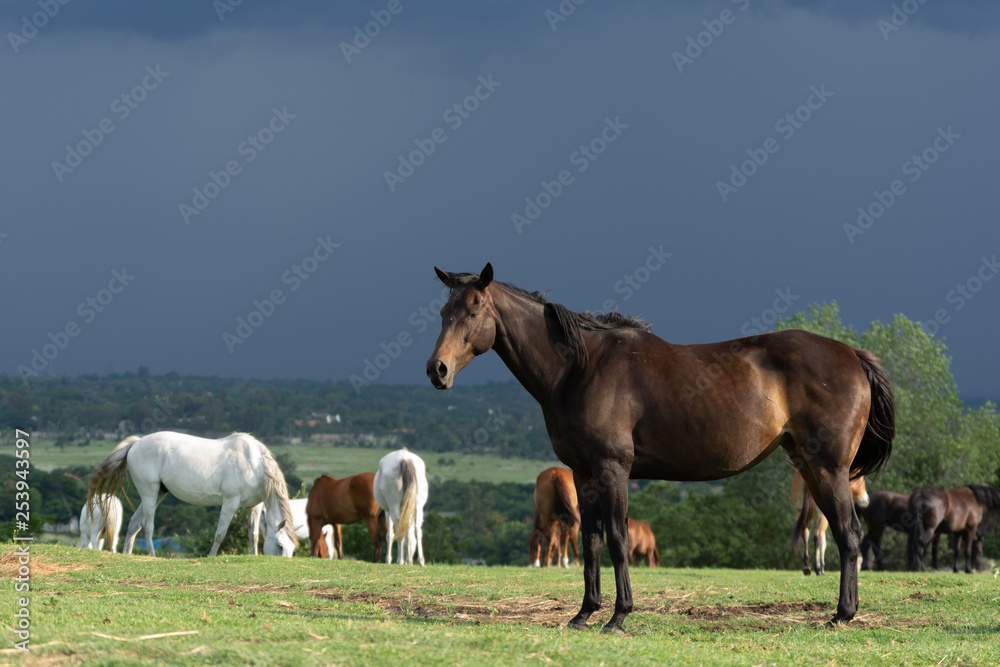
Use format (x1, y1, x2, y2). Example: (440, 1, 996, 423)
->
(601, 624, 625, 636)
(825, 614, 852, 629)
(568, 620, 589, 631)
(803, 568, 811, 576)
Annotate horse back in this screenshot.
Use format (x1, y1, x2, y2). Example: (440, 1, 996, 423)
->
(577, 329, 871, 480)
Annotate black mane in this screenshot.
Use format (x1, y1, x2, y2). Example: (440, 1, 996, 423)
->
(967, 484, 1000, 511)
(442, 274, 651, 366)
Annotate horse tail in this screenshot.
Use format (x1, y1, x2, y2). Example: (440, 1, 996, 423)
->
(792, 486, 814, 553)
(553, 473, 580, 529)
(850, 349, 895, 479)
(652, 545, 661, 568)
(395, 458, 418, 539)
(967, 485, 1000, 511)
(259, 444, 299, 548)
(104, 497, 122, 552)
(87, 435, 140, 529)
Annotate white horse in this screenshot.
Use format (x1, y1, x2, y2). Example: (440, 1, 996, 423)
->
(79, 494, 123, 552)
(86, 432, 298, 558)
(250, 498, 335, 558)
(373, 449, 428, 566)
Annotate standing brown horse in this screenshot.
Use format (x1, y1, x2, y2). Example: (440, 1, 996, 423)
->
(426, 264, 894, 632)
(906, 484, 1000, 572)
(791, 470, 869, 575)
(530, 466, 580, 568)
(627, 518, 660, 568)
(305, 472, 385, 562)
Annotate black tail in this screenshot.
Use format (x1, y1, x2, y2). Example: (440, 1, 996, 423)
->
(851, 349, 895, 479)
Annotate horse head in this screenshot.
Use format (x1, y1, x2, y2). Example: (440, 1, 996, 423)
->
(426, 263, 497, 389)
(263, 518, 296, 558)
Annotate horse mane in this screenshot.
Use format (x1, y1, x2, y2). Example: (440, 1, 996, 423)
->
(448, 279, 649, 367)
(966, 485, 1000, 511)
(238, 433, 299, 548)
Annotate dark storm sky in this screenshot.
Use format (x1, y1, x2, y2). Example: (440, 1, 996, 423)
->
(2, 0, 998, 398)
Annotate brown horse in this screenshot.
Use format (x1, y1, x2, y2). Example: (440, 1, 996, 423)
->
(906, 484, 1000, 572)
(426, 264, 894, 632)
(627, 518, 659, 568)
(791, 470, 869, 575)
(530, 466, 580, 568)
(305, 472, 385, 562)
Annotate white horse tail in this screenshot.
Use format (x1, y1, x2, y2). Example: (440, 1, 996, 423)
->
(395, 458, 418, 539)
(87, 435, 140, 530)
(260, 445, 299, 548)
(103, 496, 123, 552)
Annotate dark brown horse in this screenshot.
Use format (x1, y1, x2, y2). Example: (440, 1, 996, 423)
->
(857, 490, 912, 570)
(530, 466, 580, 568)
(426, 264, 894, 632)
(305, 472, 385, 562)
(627, 518, 659, 568)
(906, 484, 1000, 572)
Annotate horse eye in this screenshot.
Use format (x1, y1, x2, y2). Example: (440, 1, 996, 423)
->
(470, 312, 479, 319)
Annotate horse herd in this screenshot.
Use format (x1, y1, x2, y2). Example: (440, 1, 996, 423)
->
(79, 441, 659, 573)
(83, 432, 430, 565)
(74, 263, 999, 633)
(793, 469, 1000, 576)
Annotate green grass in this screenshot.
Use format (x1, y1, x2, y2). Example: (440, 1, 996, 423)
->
(4, 545, 999, 666)
(18, 439, 555, 485)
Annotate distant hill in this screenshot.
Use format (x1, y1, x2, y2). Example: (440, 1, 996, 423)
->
(0, 373, 554, 460)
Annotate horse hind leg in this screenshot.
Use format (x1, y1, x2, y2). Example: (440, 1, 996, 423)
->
(815, 515, 828, 576)
(122, 503, 144, 555)
(810, 470, 863, 624)
(800, 525, 811, 575)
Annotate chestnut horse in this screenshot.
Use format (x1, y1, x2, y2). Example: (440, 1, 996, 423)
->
(791, 470, 869, 575)
(305, 472, 385, 562)
(627, 518, 659, 568)
(530, 466, 580, 568)
(426, 264, 894, 632)
(906, 484, 1000, 573)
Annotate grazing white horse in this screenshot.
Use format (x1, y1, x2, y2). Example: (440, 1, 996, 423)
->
(86, 432, 298, 558)
(250, 498, 334, 558)
(373, 449, 428, 566)
(79, 494, 123, 552)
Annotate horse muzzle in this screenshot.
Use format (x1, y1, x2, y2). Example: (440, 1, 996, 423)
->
(426, 358, 453, 390)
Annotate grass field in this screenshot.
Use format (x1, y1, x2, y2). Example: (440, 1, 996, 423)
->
(3, 544, 999, 666)
(19, 439, 555, 485)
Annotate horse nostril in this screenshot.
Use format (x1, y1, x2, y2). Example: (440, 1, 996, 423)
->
(426, 358, 448, 380)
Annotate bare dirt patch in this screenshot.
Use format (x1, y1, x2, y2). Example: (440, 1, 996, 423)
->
(0, 551, 96, 579)
(313, 590, 577, 627)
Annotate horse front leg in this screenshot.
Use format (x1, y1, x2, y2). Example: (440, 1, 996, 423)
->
(568, 472, 604, 630)
(594, 465, 633, 634)
(208, 498, 241, 557)
(248, 504, 262, 556)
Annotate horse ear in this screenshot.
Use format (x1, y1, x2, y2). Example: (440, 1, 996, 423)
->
(434, 266, 455, 287)
(277, 519, 286, 531)
(479, 263, 493, 288)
